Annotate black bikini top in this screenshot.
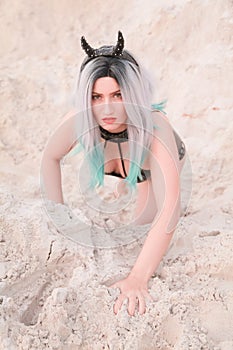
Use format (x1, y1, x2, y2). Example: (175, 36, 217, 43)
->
(99, 125, 149, 182)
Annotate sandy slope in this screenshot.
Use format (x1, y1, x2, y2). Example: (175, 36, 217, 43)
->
(0, 0, 233, 349)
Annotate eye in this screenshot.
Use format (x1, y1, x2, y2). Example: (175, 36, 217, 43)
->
(113, 92, 122, 99)
(92, 94, 101, 101)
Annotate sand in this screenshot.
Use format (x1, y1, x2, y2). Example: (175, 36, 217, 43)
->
(0, 0, 233, 349)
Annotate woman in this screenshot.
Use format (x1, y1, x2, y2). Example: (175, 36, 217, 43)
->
(41, 31, 186, 316)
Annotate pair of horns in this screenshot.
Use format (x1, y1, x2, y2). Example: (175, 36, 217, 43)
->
(81, 31, 124, 58)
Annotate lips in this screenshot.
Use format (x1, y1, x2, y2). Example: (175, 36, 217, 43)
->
(102, 118, 116, 124)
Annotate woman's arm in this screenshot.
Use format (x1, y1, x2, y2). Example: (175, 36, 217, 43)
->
(110, 112, 181, 315)
(41, 109, 78, 204)
(130, 111, 181, 281)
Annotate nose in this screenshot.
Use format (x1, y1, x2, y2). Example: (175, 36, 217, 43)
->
(103, 99, 114, 115)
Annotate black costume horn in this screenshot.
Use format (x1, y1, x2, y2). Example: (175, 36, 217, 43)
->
(81, 31, 124, 58)
(81, 36, 95, 57)
(80, 31, 139, 71)
(112, 31, 124, 56)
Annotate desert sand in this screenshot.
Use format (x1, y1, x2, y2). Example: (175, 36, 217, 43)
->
(0, 0, 233, 349)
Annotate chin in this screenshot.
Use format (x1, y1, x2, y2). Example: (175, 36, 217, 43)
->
(102, 122, 127, 132)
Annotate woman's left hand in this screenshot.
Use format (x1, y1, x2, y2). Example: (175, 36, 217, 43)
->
(109, 274, 154, 316)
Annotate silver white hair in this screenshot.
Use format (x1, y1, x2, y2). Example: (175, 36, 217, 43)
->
(73, 52, 155, 189)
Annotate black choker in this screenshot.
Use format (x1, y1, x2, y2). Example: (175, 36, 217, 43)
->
(99, 125, 128, 143)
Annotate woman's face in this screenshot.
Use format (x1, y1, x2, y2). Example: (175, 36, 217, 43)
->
(91, 77, 128, 133)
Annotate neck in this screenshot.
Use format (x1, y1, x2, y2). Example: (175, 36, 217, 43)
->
(99, 125, 128, 143)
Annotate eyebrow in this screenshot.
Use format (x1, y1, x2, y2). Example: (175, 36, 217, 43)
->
(92, 89, 121, 95)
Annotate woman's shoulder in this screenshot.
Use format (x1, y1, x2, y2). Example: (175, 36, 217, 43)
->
(44, 109, 79, 159)
(59, 109, 84, 157)
(151, 108, 169, 130)
(150, 108, 178, 151)
(59, 108, 78, 125)
(150, 108, 185, 162)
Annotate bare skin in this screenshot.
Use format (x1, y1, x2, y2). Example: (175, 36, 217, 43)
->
(41, 77, 186, 316)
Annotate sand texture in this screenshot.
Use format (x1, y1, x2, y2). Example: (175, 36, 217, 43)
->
(0, 1, 233, 349)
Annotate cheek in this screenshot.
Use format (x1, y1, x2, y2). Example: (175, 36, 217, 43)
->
(92, 104, 102, 118)
(115, 103, 127, 119)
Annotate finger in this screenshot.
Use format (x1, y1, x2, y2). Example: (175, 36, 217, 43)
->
(137, 294, 146, 315)
(142, 291, 155, 303)
(127, 295, 137, 317)
(109, 282, 119, 289)
(113, 293, 127, 315)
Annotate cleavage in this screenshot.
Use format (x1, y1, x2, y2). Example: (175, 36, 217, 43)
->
(103, 141, 129, 177)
